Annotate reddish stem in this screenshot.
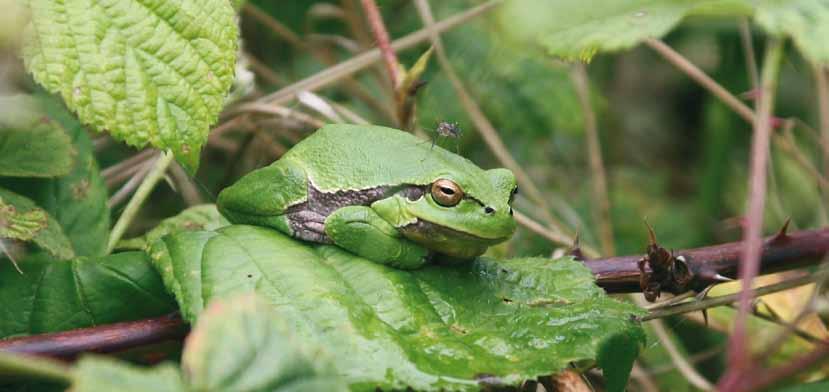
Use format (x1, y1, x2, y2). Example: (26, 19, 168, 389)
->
(741, 343, 829, 391)
(719, 39, 784, 391)
(0, 314, 187, 359)
(361, 0, 399, 87)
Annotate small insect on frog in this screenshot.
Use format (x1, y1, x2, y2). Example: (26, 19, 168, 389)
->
(217, 124, 518, 269)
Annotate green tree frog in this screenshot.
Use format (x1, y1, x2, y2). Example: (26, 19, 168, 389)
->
(217, 124, 517, 269)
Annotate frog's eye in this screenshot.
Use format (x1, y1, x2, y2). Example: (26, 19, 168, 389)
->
(431, 179, 464, 207)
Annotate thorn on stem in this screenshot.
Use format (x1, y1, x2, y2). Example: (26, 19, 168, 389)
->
(695, 284, 716, 326)
(768, 218, 792, 246)
(697, 268, 734, 284)
(714, 274, 734, 282)
(645, 219, 657, 246)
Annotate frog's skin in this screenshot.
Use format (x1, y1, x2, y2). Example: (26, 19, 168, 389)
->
(217, 124, 517, 269)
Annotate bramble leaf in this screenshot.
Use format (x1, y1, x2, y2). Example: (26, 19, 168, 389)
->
(22, 0, 239, 172)
(755, 0, 829, 65)
(151, 224, 645, 391)
(497, 0, 751, 61)
(0, 251, 175, 338)
(0, 95, 74, 178)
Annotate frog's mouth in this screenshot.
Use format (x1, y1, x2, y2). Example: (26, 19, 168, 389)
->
(398, 219, 510, 259)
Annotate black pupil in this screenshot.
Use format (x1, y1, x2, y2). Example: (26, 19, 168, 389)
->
(441, 187, 455, 195)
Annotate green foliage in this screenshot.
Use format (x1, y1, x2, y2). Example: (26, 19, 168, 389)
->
(73, 359, 184, 392)
(21, 0, 239, 172)
(0, 351, 71, 388)
(0, 252, 176, 338)
(418, 6, 583, 142)
(0, 95, 73, 178)
(499, 0, 829, 65)
(497, 0, 752, 61)
(150, 223, 645, 391)
(773, 381, 829, 392)
(1, 94, 111, 257)
(598, 329, 647, 392)
(755, 0, 829, 65)
(0, 188, 74, 261)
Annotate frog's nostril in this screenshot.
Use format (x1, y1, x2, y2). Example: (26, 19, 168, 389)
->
(484, 206, 495, 214)
(509, 207, 513, 216)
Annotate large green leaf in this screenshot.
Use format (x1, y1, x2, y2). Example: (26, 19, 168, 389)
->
(755, 0, 829, 65)
(0, 188, 73, 261)
(0, 95, 74, 178)
(150, 224, 645, 391)
(21, 0, 239, 172)
(497, 0, 751, 61)
(0, 251, 176, 338)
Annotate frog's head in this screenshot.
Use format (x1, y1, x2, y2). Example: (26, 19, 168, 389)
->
(387, 168, 518, 259)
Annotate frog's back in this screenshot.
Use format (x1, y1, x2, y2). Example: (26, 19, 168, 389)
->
(282, 124, 485, 192)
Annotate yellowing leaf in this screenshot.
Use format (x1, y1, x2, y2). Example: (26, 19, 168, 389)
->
(0, 188, 73, 260)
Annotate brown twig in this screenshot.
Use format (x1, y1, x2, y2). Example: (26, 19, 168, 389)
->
(107, 155, 157, 208)
(0, 314, 187, 359)
(586, 227, 829, 294)
(646, 38, 756, 124)
(514, 210, 599, 258)
(245, 53, 285, 86)
(242, 1, 395, 123)
(259, 1, 501, 106)
(242, 3, 305, 50)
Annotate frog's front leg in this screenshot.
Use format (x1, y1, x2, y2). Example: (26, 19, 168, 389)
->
(324, 206, 429, 269)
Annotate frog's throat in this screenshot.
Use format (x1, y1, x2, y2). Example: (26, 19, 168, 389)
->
(399, 218, 509, 259)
